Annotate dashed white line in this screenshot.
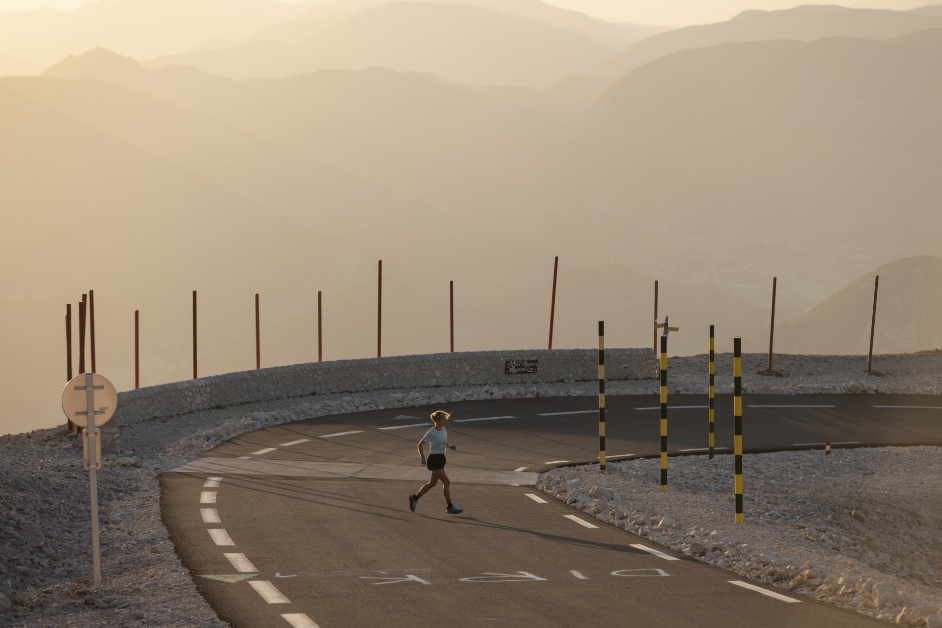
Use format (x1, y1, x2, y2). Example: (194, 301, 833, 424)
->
(200, 508, 220, 524)
(525, 494, 548, 504)
(538, 410, 596, 416)
(208, 529, 234, 546)
(203, 477, 222, 488)
(224, 553, 258, 573)
(544, 460, 570, 464)
(634, 406, 709, 410)
(251, 447, 277, 455)
(679, 447, 730, 452)
(249, 580, 290, 604)
(793, 441, 859, 446)
(748, 405, 834, 408)
(569, 570, 588, 579)
(282, 614, 322, 628)
(630, 544, 679, 561)
(514, 467, 528, 472)
(873, 405, 942, 409)
(729, 580, 800, 603)
(379, 423, 429, 430)
(200, 491, 217, 504)
(453, 416, 515, 423)
(564, 515, 598, 529)
(280, 439, 311, 447)
(319, 431, 363, 438)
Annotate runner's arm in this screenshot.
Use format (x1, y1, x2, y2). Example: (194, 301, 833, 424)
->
(417, 440, 428, 463)
(446, 440, 457, 451)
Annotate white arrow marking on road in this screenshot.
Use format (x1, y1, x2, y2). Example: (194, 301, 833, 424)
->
(525, 494, 548, 504)
(200, 508, 220, 524)
(319, 431, 363, 438)
(251, 447, 277, 455)
(459, 572, 547, 583)
(249, 580, 290, 604)
(569, 571, 588, 580)
(208, 529, 234, 546)
(360, 575, 431, 585)
(280, 439, 311, 447)
(612, 569, 670, 577)
(203, 477, 222, 488)
(282, 614, 322, 628)
(564, 515, 598, 529)
(224, 553, 257, 573)
(630, 545, 678, 560)
(200, 491, 217, 504)
(729, 580, 800, 602)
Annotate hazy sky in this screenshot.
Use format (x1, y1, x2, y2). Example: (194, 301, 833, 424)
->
(0, 0, 931, 27)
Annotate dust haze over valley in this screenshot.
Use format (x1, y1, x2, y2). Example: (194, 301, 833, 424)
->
(2, 0, 942, 436)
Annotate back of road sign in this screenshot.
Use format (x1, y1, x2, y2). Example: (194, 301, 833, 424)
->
(61, 373, 117, 428)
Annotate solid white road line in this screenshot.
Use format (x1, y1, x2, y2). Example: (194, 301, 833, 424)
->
(454, 416, 515, 423)
(208, 529, 234, 546)
(679, 447, 729, 452)
(792, 441, 859, 446)
(544, 460, 570, 464)
(280, 439, 311, 447)
(525, 493, 548, 504)
(319, 431, 363, 438)
(569, 571, 588, 580)
(634, 406, 709, 411)
(251, 447, 277, 455)
(729, 580, 800, 603)
(379, 423, 429, 430)
(598, 454, 635, 459)
(249, 580, 290, 604)
(564, 515, 599, 529)
(224, 553, 258, 573)
(874, 405, 942, 409)
(538, 410, 596, 416)
(200, 491, 217, 504)
(514, 467, 528, 472)
(200, 508, 220, 524)
(203, 477, 222, 488)
(748, 405, 834, 408)
(630, 544, 679, 561)
(282, 614, 322, 628)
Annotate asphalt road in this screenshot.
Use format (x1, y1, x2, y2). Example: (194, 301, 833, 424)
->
(161, 394, 942, 628)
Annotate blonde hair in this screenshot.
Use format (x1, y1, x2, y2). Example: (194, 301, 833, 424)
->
(430, 410, 451, 423)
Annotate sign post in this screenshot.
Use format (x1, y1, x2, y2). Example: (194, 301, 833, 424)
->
(62, 373, 117, 589)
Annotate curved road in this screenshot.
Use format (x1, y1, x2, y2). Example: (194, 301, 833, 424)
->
(162, 394, 942, 628)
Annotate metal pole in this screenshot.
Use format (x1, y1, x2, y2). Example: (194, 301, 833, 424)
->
(192, 291, 197, 379)
(548, 256, 558, 350)
(89, 289, 96, 373)
(660, 333, 668, 489)
(450, 281, 454, 353)
(734, 336, 743, 524)
(317, 290, 323, 363)
(768, 277, 777, 372)
(867, 276, 880, 372)
(709, 324, 715, 460)
(78, 299, 87, 375)
(598, 321, 605, 471)
(84, 372, 101, 588)
(653, 280, 659, 354)
(377, 260, 382, 358)
(255, 293, 261, 370)
(134, 310, 140, 389)
(66, 305, 74, 432)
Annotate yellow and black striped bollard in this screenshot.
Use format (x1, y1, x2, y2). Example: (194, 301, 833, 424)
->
(660, 334, 668, 489)
(734, 336, 743, 523)
(598, 321, 606, 471)
(709, 325, 715, 460)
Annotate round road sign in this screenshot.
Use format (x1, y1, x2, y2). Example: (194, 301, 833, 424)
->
(61, 373, 118, 428)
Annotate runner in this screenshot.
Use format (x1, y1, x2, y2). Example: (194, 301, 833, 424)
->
(409, 410, 463, 514)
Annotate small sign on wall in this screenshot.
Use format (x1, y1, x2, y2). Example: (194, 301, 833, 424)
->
(505, 360, 538, 374)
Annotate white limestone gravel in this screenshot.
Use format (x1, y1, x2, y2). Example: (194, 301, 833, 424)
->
(1, 350, 941, 626)
(536, 447, 942, 627)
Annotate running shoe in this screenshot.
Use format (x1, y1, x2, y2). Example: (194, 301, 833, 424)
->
(445, 504, 463, 514)
(409, 494, 418, 512)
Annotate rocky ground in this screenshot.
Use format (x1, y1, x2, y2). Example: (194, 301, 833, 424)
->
(1, 351, 941, 626)
(536, 448, 942, 627)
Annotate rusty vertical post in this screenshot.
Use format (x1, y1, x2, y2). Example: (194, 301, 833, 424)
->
(868, 275, 880, 372)
(317, 290, 323, 362)
(768, 277, 777, 372)
(548, 256, 558, 350)
(66, 304, 74, 432)
(78, 298, 87, 374)
(89, 289, 96, 373)
(450, 280, 454, 353)
(255, 293, 261, 370)
(192, 290, 198, 379)
(134, 310, 140, 389)
(653, 280, 659, 354)
(377, 260, 382, 358)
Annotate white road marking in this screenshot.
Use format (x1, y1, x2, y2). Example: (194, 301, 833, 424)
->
(748, 405, 834, 408)
(630, 544, 679, 560)
(238, 456, 252, 460)
(319, 431, 363, 438)
(200, 491, 217, 504)
(514, 467, 528, 472)
(564, 515, 598, 529)
(612, 568, 670, 577)
(569, 570, 588, 579)
(634, 406, 709, 410)
(249, 580, 290, 604)
(208, 529, 234, 546)
(453, 416, 515, 423)
(379, 423, 429, 430)
(275, 573, 297, 578)
(280, 439, 311, 447)
(538, 410, 597, 416)
(460, 571, 547, 583)
(729, 580, 800, 603)
(282, 614, 322, 628)
(224, 553, 258, 573)
(525, 493, 548, 504)
(873, 405, 942, 409)
(598, 454, 635, 459)
(360, 575, 431, 585)
(200, 508, 220, 524)
(203, 477, 222, 488)
(251, 447, 277, 455)
(792, 441, 859, 446)
(679, 447, 729, 452)
(544, 460, 570, 464)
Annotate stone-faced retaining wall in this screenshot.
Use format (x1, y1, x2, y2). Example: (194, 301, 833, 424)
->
(111, 348, 654, 431)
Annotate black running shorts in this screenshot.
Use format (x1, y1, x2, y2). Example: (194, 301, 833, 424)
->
(426, 454, 446, 471)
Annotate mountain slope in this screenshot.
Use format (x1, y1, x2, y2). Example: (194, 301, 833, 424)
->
(0, 53, 40, 77)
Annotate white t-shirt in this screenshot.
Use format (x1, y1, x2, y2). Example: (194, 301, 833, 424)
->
(422, 427, 448, 455)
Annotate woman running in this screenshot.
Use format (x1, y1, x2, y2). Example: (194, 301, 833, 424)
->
(409, 410, 463, 514)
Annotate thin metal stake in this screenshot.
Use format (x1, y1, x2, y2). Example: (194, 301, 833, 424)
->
(450, 281, 454, 353)
(867, 276, 879, 372)
(317, 290, 323, 362)
(377, 260, 382, 358)
(192, 291, 197, 379)
(255, 293, 261, 370)
(89, 289, 96, 373)
(134, 310, 139, 389)
(548, 256, 558, 350)
(768, 277, 777, 372)
(598, 321, 605, 471)
(79, 299, 87, 374)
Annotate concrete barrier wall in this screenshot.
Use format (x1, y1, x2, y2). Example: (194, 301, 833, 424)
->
(112, 348, 655, 429)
